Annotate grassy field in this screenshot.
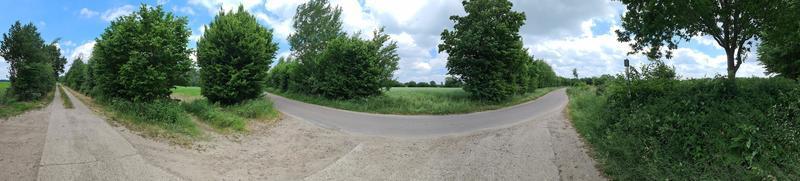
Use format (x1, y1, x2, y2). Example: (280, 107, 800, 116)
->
(0, 82, 54, 118)
(270, 87, 560, 115)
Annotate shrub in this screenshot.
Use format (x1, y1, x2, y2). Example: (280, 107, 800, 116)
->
(92, 5, 192, 102)
(197, 5, 278, 105)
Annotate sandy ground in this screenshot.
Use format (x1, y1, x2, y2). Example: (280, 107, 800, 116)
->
(121, 100, 604, 180)
(0, 98, 51, 180)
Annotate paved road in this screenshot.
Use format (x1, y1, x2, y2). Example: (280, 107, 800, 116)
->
(268, 88, 569, 137)
(35, 87, 180, 180)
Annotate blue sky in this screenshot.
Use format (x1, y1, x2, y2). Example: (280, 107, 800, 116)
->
(0, 0, 768, 82)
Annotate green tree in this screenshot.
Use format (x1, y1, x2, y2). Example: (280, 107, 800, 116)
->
(312, 30, 399, 99)
(92, 4, 192, 101)
(0, 21, 55, 101)
(64, 57, 87, 88)
(197, 5, 278, 105)
(288, 0, 344, 62)
(616, 0, 781, 80)
(439, 0, 529, 101)
(44, 40, 67, 78)
(444, 76, 463, 87)
(758, 1, 800, 80)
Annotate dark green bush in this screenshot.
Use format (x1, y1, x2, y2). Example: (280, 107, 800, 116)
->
(197, 5, 277, 105)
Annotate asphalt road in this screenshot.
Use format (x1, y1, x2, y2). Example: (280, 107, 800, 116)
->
(268, 88, 569, 137)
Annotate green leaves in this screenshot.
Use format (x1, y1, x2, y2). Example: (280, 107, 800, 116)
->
(0, 21, 56, 101)
(92, 4, 192, 102)
(197, 5, 277, 105)
(439, 0, 529, 101)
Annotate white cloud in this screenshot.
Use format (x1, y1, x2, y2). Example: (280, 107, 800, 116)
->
(80, 8, 99, 18)
(158, 0, 170, 5)
(189, 0, 263, 15)
(70, 41, 95, 61)
(102, 5, 135, 21)
(173, 6, 196, 15)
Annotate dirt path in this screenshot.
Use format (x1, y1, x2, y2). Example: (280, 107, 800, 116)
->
(34, 88, 180, 180)
(0, 96, 51, 180)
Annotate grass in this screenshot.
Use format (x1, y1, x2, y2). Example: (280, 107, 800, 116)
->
(566, 78, 800, 180)
(64, 86, 201, 146)
(171, 86, 281, 132)
(0, 82, 54, 118)
(58, 85, 74, 109)
(269, 87, 560, 115)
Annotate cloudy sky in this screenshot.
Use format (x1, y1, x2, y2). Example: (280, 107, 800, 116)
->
(0, 0, 768, 82)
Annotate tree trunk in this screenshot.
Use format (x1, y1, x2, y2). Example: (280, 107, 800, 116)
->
(725, 48, 737, 80)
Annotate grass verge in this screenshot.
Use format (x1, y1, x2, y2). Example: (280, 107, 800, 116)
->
(58, 85, 74, 109)
(182, 98, 281, 132)
(0, 82, 54, 119)
(567, 78, 800, 180)
(64, 86, 201, 146)
(268, 87, 560, 115)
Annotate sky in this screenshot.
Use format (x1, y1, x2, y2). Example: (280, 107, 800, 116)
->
(0, 0, 769, 82)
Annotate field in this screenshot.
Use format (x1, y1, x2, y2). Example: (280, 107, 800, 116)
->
(269, 87, 560, 115)
(0, 82, 9, 96)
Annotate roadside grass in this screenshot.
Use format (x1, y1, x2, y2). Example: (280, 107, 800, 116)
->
(566, 78, 800, 180)
(269, 87, 560, 115)
(58, 85, 74, 109)
(64, 86, 201, 146)
(171, 86, 281, 132)
(0, 82, 54, 119)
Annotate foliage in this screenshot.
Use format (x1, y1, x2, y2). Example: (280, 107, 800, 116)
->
(615, 0, 784, 79)
(106, 98, 200, 136)
(0, 21, 56, 101)
(270, 87, 558, 115)
(444, 76, 463, 87)
(568, 77, 800, 180)
(64, 57, 87, 89)
(288, 0, 345, 64)
(0, 84, 52, 119)
(197, 5, 278, 105)
(439, 0, 529, 101)
(758, 0, 800, 80)
(44, 40, 67, 78)
(302, 29, 399, 99)
(266, 57, 301, 92)
(222, 98, 279, 120)
(525, 58, 559, 90)
(91, 4, 192, 102)
(182, 99, 246, 131)
(58, 85, 73, 109)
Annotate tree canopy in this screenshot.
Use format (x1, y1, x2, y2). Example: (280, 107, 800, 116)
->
(91, 4, 192, 101)
(616, 0, 780, 80)
(439, 0, 529, 101)
(197, 5, 278, 105)
(757, 0, 800, 80)
(288, 0, 344, 63)
(0, 21, 55, 101)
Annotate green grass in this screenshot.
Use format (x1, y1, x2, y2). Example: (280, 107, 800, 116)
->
(172, 86, 201, 97)
(58, 85, 74, 109)
(182, 99, 247, 132)
(269, 87, 560, 115)
(171, 86, 281, 132)
(567, 78, 800, 180)
(0, 82, 53, 118)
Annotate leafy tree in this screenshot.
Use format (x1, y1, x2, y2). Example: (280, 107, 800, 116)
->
(64, 57, 87, 88)
(439, 0, 529, 101)
(44, 40, 67, 78)
(0, 21, 55, 101)
(288, 0, 344, 62)
(92, 5, 192, 101)
(526, 58, 558, 89)
(444, 76, 463, 87)
(406, 81, 417, 87)
(758, 1, 800, 80)
(197, 5, 278, 105)
(311, 30, 399, 99)
(572, 68, 578, 79)
(616, 0, 781, 80)
(429, 81, 437, 87)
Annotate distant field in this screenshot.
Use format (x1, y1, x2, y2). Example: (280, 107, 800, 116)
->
(271, 87, 560, 115)
(171, 86, 201, 101)
(0, 82, 9, 96)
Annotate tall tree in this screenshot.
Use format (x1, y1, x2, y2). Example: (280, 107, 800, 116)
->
(288, 0, 344, 62)
(757, 0, 800, 80)
(92, 4, 192, 101)
(0, 21, 55, 101)
(439, 0, 529, 101)
(197, 5, 278, 105)
(64, 57, 86, 88)
(616, 0, 779, 80)
(44, 39, 67, 78)
(572, 68, 578, 79)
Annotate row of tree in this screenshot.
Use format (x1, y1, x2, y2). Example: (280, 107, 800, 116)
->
(1, 22, 67, 101)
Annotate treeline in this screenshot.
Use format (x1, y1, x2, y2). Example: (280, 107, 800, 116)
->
(1, 22, 67, 102)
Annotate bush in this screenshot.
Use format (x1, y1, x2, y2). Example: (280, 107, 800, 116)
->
(305, 29, 398, 99)
(575, 77, 800, 180)
(0, 21, 56, 101)
(92, 5, 192, 102)
(197, 5, 278, 105)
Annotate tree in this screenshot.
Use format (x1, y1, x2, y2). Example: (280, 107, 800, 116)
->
(406, 81, 417, 87)
(92, 5, 192, 101)
(64, 57, 87, 88)
(758, 1, 800, 80)
(44, 40, 67, 78)
(439, 0, 529, 101)
(572, 68, 578, 79)
(527, 58, 558, 88)
(197, 5, 278, 105)
(311, 30, 399, 99)
(0, 21, 55, 101)
(429, 81, 437, 87)
(288, 0, 345, 93)
(616, 0, 780, 80)
(444, 76, 463, 87)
